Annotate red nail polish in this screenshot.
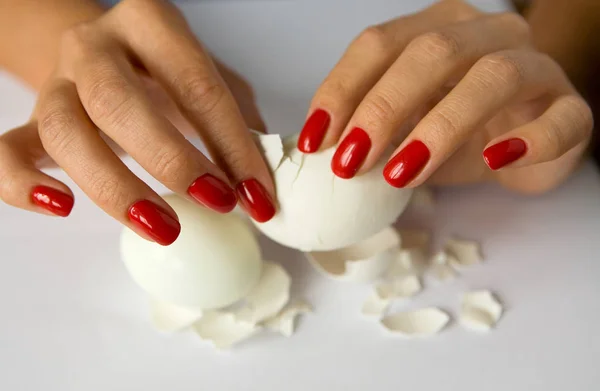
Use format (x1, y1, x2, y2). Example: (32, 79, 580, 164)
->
(298, 109, 331, 153)
(188, 174, 237, 213)
(383, 140, 431, 188)
(31, 186, 74, 217)
(331, 127, 371, 179)
(128, 200, 181, 246)
(483, 138, 527, 170)
(236, 179, 275, 223)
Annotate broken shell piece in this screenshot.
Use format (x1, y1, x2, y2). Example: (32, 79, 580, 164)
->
(193, 311, 260, 350)
(234, 262, 291, 324)
(307, 226, 400, 283)
(385, 248, 422, 278)
(429, 251, 459, 281)
(149, 298, 203, 332)
(460, 290, 503, 332)
(263, 300, 312, 337)
(445, 238, 482, 267)
(398, 229, 430, 251)
(381, 308, 450, 337)
(361, 293, 391, 317)
(376, 275, 422, 299)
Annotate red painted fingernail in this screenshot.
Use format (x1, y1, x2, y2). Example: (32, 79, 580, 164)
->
(331, 127, 371, 179)
(298, 109, 331, 153)
(31, 186, 74, 217)
(236, 179, 275, 223)
(128, 200, 181, 246)
(188, 174, 237, 213)
(383, 140, 431, 188)
(483, 138, 527, 170)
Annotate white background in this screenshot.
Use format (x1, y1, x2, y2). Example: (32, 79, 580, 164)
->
(1, 1, 600, 390)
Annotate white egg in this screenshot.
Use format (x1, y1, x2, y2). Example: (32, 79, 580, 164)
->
(252, 133, 413, 251)
(120, 194, 263, 310)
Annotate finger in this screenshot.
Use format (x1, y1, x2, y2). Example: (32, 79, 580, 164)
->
(331, 13, 530, 178)
(483, 94, 593, 169)
(0, 124, 74, 217)
(104, 0, 275, 222)
(383, 50, 572, 187)
(37, 78, 181, 245)
(62, 28, 239, 216)
(297, 0, 482, 154)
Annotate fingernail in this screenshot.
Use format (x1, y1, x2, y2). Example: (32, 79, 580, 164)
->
(236, 179, 275, 223)
(483, 138, 527, 170)
(331, 127, 371, 179)
(298, 109, 331, 153)
(31, 186, 74, 217)
(383, 140, 430, 188)
(128, 200, 181, 246)
(188, 174, 237, 213)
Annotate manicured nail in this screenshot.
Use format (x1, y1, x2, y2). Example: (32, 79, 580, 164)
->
(383, 140, 431, 188)
(331, 127, 371, 179)
(236, 179, 275, 223)
(188, 173, 237, 213)
(483, 138, 527, 170)
(298, 109, 331, 153)
(128, 200, 181, 246)
(31, 185, 74, 217)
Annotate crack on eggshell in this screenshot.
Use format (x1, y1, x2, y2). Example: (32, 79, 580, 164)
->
(252, 132, 286, 171)
(381, 308, 450, 337)
(290, 153, 306, 188)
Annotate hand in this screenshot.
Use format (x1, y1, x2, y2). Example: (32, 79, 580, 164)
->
(298, 0, 593, 194)
(0, 0, 275, 246)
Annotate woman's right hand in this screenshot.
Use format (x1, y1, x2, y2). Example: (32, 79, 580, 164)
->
(0, 0, 276, 245)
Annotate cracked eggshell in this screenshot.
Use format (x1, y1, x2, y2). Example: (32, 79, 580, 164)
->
(120, 194, 263, 310)
(252, 133, 413, 251)
(381, 308, 450, 337)
(306, 226, 400, 283)
(460, 290, 503, 332)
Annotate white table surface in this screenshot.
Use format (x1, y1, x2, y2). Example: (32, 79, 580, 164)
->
(2, 1, 600, 390)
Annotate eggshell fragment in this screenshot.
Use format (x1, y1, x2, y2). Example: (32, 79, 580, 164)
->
(445, 238, 482, 267)
(263, 300, 312, 337)
(361, 293, 391, 317)
(149, 298, 203, 332)
(381, 308, 450, 337)
(386, 248, 426, 278)
(252, 133, 413, 251)
(430, 251, 458, 281)
(376, 275, 422, 299)
(193, 311, 260, 350)
(120, 194, 263, 310)
(234, 262, 291, 324)
(460, 290, 503, 332)
(306, 226, 401, 283)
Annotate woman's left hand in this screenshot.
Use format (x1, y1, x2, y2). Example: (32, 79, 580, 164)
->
(297, 0, 593, 194)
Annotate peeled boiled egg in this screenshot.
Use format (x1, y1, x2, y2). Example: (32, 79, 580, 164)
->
(120, 194, 263, 310)
(252, 133, 413, 252)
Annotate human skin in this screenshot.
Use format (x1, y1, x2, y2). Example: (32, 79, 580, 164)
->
(0, 0, 597, 245)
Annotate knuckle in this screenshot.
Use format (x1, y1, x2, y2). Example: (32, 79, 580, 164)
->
(149, 146, 192, 185)
(38, 107, 77, 153)
(362, 91, 399, 125)
(87, 173, 129, 210)
(85, 75, 136, 126)
(354, 25, 394, 53)
(428, 108, 461, 137)
(172, 70, 227, 117)
(497, 12, 530, 38)
(409, 31, 462, 62)
(59, 23, 98, 59)
(540, 119, 564, 157)
(563, 96, 594, 139)
(316, 76, 354, 105)
(477, 53, 525, 88)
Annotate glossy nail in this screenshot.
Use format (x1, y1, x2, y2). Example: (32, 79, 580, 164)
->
(31, 186, 74, 217)
(188, 174, 237, 213)
(331, 127, 371, 179)
(298, 109, 331, 153)
(483, 138, 527, 170)
(236, 179, 275, 223)
(383, 140, 431, 188)
(128, 200, 181, 246)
